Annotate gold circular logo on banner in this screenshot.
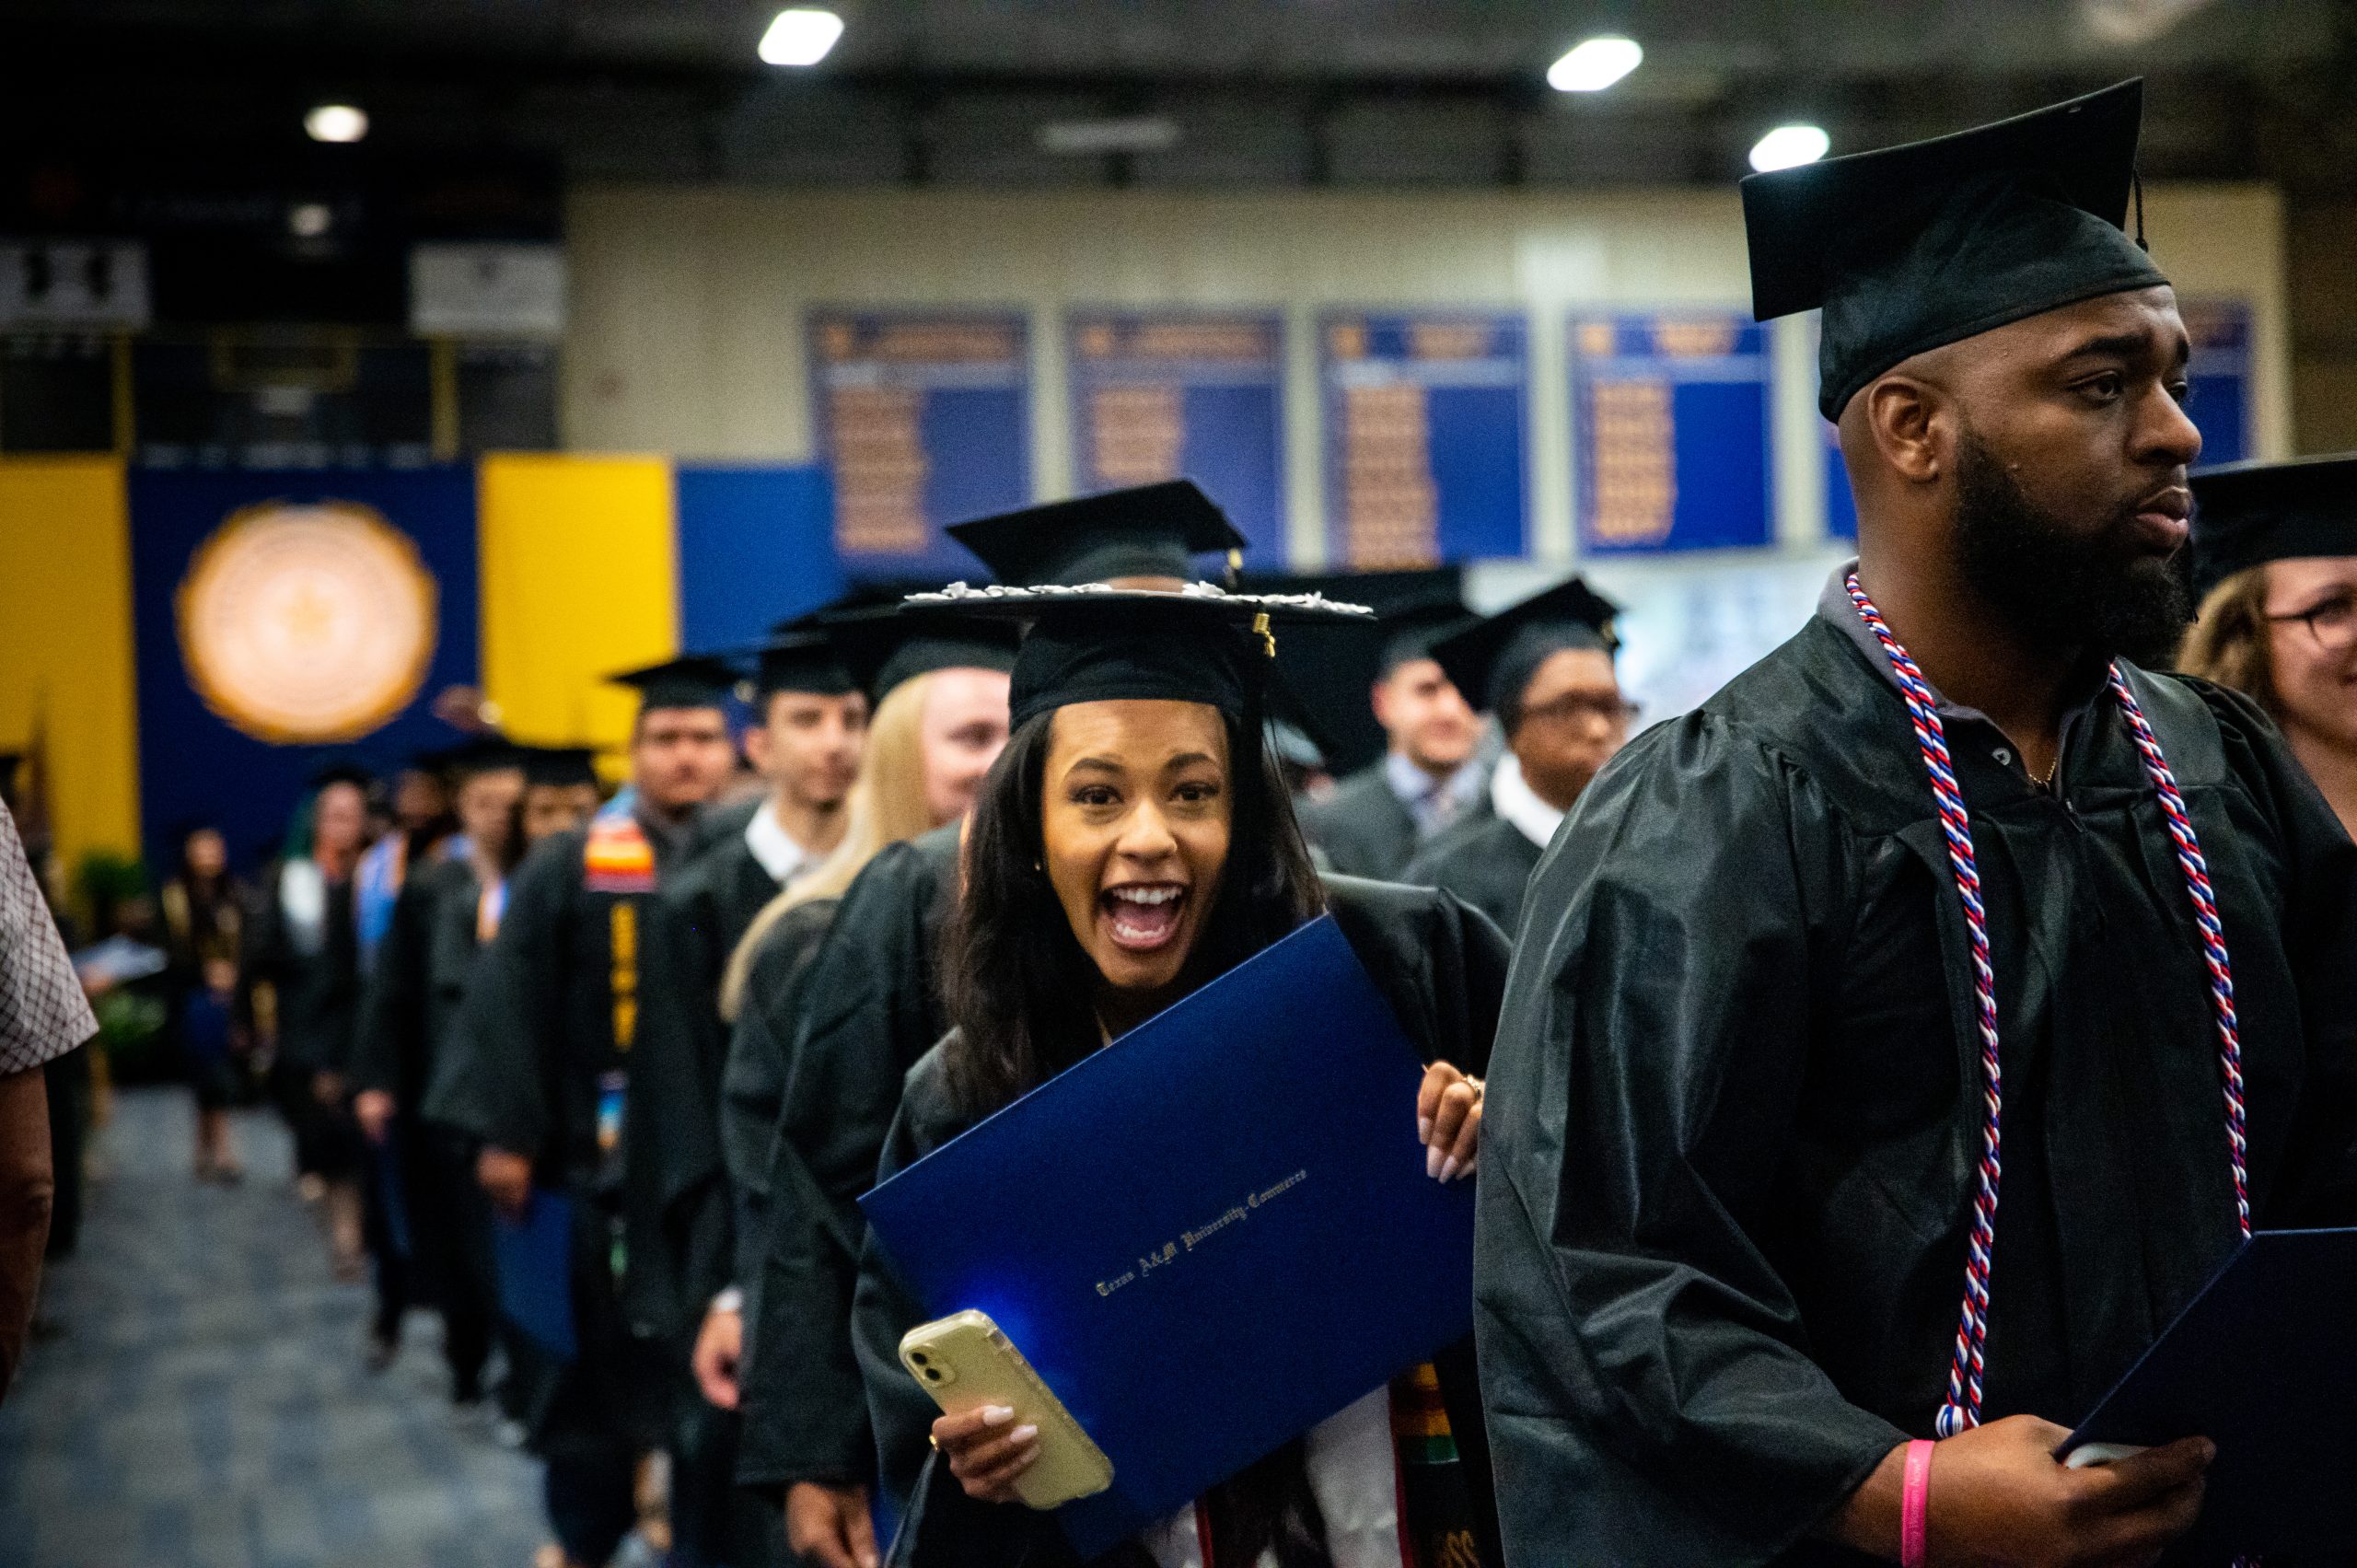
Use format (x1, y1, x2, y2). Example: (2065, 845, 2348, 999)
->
(177, 501, 439, 744)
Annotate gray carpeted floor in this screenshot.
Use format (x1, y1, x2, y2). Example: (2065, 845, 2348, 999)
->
(0, 1086, 548, 1568)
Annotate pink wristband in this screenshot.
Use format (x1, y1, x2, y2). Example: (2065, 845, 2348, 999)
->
(1899, 1438, 1934, 1568)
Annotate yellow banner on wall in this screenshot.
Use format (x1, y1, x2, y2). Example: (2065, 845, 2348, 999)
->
(476, 453, 679, 759)
(0, 457, 140, 872)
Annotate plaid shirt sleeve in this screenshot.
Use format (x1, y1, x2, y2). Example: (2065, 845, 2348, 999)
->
(0, 801, 99, 1075)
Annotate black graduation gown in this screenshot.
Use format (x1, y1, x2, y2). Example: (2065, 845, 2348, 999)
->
(434, 806, 700, 1456)
(625, 817, 792, 1342)
(352, 854, 491, 1304)
(1295, 762, 1422, 881)
(719, 895, 841, 1294)
(734, 822, 963, 1493)
(1472, 615, 2357, 1566)
(1403, 814, 1543, 936)
(853, 875, 1513, 1568)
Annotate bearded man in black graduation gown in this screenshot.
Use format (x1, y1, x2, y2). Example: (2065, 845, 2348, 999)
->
(435, 658, 737, 1568)
(1405, 578, 1630, 934)
(1475, 81, 2357, 1567)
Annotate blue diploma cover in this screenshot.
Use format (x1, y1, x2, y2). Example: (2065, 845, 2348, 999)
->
(859, 915, 1475, 1555)
(2061, 1227, 2357, 1557)
(493, 1189, 579, 1365)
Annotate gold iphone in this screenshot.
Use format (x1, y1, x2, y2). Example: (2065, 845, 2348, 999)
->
(898, 1309, 1114, 1509)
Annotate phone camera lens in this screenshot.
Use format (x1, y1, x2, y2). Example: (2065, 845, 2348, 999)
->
(910, 1351, 929, 1365)
(923, 1367, 943, 1382)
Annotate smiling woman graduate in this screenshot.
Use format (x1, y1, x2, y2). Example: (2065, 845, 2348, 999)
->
(851, 583, 1514, 1568)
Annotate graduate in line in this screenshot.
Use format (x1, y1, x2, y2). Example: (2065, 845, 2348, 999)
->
(1405, 577, 1630, 935)
(1295, 596, 1486, 881)
(434, 657, 737, 1568)
(352, 737, 527, 1393)
(629, 621, 873, 1568)
(857, 583, 1506, 1567)
(2179, 453, 2357, 837)
(728, 482, 1242, 1568)
(1474, 81, 2357, 1565)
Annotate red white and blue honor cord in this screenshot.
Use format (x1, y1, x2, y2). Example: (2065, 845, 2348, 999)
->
(1843, 571, 2252, 1442)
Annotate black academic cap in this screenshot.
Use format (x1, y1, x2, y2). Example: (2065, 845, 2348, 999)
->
(308, 758, 374, 792)
(749, 631, 856, 700)
(518, 746, 601, 790)
(1743, 79, 2167, 420)
(606, 654, 737, 713)
(908, 583, 1373, 732)
(822, 604, 1019, 703)
(946, 481, 1249, 587)
(2189, 454, 2357, 595)
(1376, 595, 1478, 679)
(420, 736, 526, 779)
(1430, 577, 1620, 730)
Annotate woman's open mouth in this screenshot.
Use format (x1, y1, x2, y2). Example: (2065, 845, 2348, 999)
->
(1100, 882, 1187, 951)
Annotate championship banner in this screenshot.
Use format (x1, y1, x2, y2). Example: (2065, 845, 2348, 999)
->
(1570, 311, 1773, 555)
(2184, 299, 2254, 469)
(1065, 311, 1285, 562)
(1319, 311, 1527, 569)
(128, 468, 479, 869)
(807, 311, 1032, 578)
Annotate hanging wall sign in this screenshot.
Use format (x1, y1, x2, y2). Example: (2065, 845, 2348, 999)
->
(1571, 311, 1773, 554)
(807, 311, 1031, 577)
(2183, 299, 2254, 469)
(1318, 311, 1527, 568)
(1066, 311, 1285, 563)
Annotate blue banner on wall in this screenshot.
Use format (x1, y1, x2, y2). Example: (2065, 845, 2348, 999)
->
(1571, 312, 1772, 554)
(127, 467, 480, 872)
(807, 312, 1032, 579)
(675, 464, 843, 650)
(1066, 311, 1285, 564)
(2185, 299, 2253, 468)
(1319, 312, 1526, 568)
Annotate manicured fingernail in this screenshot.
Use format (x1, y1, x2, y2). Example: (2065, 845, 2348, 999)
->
(981, 1405, 1015, 1424)
(1015, 1446, 1040, 1469)
(1439, 1156, 1461, 1183)
(1425, 1144, 1444, 1179)
(1418, 1116, 1434, 1144)
(1011, 1424, 1039, 1444)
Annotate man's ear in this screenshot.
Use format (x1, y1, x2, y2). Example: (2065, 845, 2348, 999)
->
(1368, 677, 1396, 731)
(1856, 374, 1951, 486)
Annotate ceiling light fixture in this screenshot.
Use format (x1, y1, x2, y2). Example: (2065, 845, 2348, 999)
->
(1749, 123, 1831, 173)
(1547, 36, 1643, 93)
(759, 7, 844, 66)
(1038, 117, 1181, 157)
(304, 103, 368, 144)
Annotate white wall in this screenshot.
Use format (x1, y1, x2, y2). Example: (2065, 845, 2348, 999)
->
(564, 181, 2291, 571)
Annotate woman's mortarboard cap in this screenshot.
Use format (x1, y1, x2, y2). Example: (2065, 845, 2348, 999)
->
(946, 481, 1249, 587)
(2189, 453, 2357, 595)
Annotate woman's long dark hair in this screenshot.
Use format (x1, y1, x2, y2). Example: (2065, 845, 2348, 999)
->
(940, 703, 1324, 1120)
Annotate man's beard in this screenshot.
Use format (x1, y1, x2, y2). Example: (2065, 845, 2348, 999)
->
(1952, 429, 2193, 668)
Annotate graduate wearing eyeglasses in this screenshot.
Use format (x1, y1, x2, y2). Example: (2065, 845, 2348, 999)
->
(2179, 453, 2357, 839)
(1404, 578, 1629, 936)
(1472, 81, 2357, 1566)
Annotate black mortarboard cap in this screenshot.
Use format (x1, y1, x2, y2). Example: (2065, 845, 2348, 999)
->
(308, 758, 374, 792)
(909, 583, 1373, 732)
(947, 481, 1249, 587)
(1743, 79, 2168, 420)
(749, 631, 856, 700)
(420, 736, 526, 778)
(606, 654, 737, 713)
(1431, 577, 1620, 728)
(519, 746, 601, 790)
(823, 604, 1019, 703)
(2189, 454, 2357, 595)
(1376, 595, 1478, 679)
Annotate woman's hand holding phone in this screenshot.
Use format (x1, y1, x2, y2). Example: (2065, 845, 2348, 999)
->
(1418, 1061, 1483, 1182)
(933, 1404, 1042, 1503)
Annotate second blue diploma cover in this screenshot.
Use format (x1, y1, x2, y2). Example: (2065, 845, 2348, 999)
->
(859, 914, 1476, 1554)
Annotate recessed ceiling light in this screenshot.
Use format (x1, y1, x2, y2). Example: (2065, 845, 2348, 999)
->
(304, 103, 368, 144)
(1547, 37, 1643, 93)
(287, 203, 334, 238)
(1749, 123, 1831, 173)
(759, 7, 844, 66)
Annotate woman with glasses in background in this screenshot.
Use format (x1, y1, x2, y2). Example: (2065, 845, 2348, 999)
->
(2179, 455, 2357, 838)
